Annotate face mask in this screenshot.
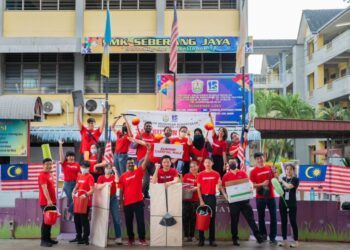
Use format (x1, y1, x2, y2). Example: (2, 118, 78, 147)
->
(229, 163, 237, 170)
(122, 126, 127, 134)
(105, 169, 112, 175)
(165, 132, 172, 138)
(193, 135, 205, 149)
(91, 149, 97, 155)
(81, 168, 89, 174)
(180, 132, 186, 138)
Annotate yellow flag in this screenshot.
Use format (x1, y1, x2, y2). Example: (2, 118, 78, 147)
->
(101, 51, 110, 78)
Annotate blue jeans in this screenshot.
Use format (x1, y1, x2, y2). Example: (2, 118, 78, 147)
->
(110, 195, 122, 238)
(63, 181, 76, 214)
(256, 198, 277, 241)
(114, 153, 128, 176)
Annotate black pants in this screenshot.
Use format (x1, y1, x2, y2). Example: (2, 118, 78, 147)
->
(74, 207, 91, 241)
(212, 155, 224, 177)
(41, 206, 56, 242)
(280, 202, 298, 241)
(183, 201, 199, 238)
(229, 200, 260, 241)
(199, 195, 216, 242)
(256, 198, 277, 241)
(142, 161, 155, 198)
(124, 201, 146, 241)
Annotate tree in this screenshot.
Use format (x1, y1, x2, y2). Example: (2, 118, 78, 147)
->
(317, 102, 350, 121)
(253, 90, 277, 117)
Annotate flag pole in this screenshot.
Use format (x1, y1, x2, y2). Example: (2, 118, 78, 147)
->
(104, 0, 110, 142)
(173, 73, 176, 111)
(242, 66, 246, 129)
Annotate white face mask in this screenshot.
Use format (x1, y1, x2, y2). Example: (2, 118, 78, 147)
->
(104, 169, 112, 175)
(90, 149, 97, 155)
(81, 168, 89, 174)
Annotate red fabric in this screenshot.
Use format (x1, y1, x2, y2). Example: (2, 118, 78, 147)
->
(197, 170, 221, 195)
(38, 172, 57, 206)
(222, 170, 249, 187)
(115, 131, 131, 153)
(212, 134, 228, 156)
(119, 167, 144, 206)
(76, 173, 95, 206)
(183, 173, 199, 201)
(190, 146, 209, 171)
(150, 138, 161, 163)
(89, 154, 98, 174)
(157, 168, 178, 183)
(80, 127, 102, 154)
(97, 175, 117, 196)
(249, 165, 275, 199)
(136, 133, 155, 162)
(170, 137, 191, 161)
(229, 142, 240, 158)
(61, 162, 80, 181)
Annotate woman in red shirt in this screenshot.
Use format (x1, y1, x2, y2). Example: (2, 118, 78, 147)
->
(70, 161, 94, 245)
(88, 143, 104, 182)
(59, 140, 81, 215)
(190, 128, 211, 172)
(170, 126, 192, 175)
(209, 113, 228, 177)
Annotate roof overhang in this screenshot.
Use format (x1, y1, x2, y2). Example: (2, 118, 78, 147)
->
(0, 96, 43, 121)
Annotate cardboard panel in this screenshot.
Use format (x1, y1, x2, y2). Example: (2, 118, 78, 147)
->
(92, 183, 111, 209)
(150, 215, 182, 247)
(167, 183, 183, 217)
(166, 216, 183, 247)
(150, 183, 166, 216)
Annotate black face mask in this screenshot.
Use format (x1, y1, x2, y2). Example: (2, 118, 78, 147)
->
(122, 126, 127, 134)
(229, 163, 237, 170)
(193, 135, 205, 149)
(165, 132, 172, 138)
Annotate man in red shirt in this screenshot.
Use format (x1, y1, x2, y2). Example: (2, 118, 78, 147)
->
(222, 158, 264, 246)
(197, 158, 221, 247)
(170, 126, 192, 175)
(119, 142, 151, 246)
(77, 105, 106, 161)
(38, 158, 58, 247)
(250, 152, 277, 245)
(152, 155, 179, 186)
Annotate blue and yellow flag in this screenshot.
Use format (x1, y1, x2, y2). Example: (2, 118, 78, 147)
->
(101, 6, 112, 78)
(1, 164, 28, 181)
(299, 165, 327, 182)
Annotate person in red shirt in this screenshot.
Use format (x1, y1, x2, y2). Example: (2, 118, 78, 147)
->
(170, 126, 192, 175)
(250, 152, 277, 244)
(197, 158, 221, 247)
(182, 161, 199, 242)
(119, 142, 151, 246)
(161, 126, 173, 144)
(38, 158, 58, 247)
(221, 158, 264, 246)
(70, 161, 94, 245)
(96, 164, 122, 245)
(111, 115, 132, 176)
(152, 155, 179, 186)
(59, 140, 80, 216)
(209, 113, 228, 177)
(88, 143, 105, 182)
(190, 128, 212, 172)
(77, 105, 106, 160)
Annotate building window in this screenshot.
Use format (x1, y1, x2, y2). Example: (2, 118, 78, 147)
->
(4, 53, 74, 94)
(308, 73, 315, 97)
(5, 0, 75, 10)
(166, 0, 237, 9)
(85, 0, 156, 10)
(84, 54, 156, 94)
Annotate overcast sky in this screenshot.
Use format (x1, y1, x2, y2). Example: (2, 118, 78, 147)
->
(248, 0, 350, 73)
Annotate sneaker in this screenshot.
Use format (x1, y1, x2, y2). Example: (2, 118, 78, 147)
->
(233, 239, 240, 246)
(69, 237, 81, 243)
(48, 239, 58, 244)
(77, 240, 89, 245)
(126, 240, 134, 246)
(278, 240, 288, 247)
(270, 240, 278, 245)
(290, 242, 299, 248)
(139, 240, 148, 246)
(256, 234, 265, 244)
(40, 241, 53, 247)
(115, 238, 123, 245)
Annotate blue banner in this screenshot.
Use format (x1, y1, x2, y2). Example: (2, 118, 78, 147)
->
(299, 165, 327, 182)
(1, 164, 28, 181)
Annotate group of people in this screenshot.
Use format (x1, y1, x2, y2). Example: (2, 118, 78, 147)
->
(37, 109, 300, 248)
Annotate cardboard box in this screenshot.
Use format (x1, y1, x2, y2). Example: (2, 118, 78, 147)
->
(225, 179, 253, 203)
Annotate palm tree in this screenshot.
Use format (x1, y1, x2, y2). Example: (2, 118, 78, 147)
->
(317, 102, 350, 121)
(253, 90, 277, 117)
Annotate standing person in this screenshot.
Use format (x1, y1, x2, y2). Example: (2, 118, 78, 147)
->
(197, 158, 221, 247)
(182, 161, 199, 242)
(152, 155, 179, 186)
(250, 152, 277, 245)
(191, 128, 211, 172)
(170, 126, 192, 175)
(162, 126, 173, 144)
(221, 158, 264, 246)
(88, 143, 104, 182)
(119, 142, 151, 246)
(38, 158, 58, 247)
(59, 140, 80, 215)
(77, 105, 106, 161)
(97, 164, 122, 245)
(209, 113, 228, 177)
(70, 161, 94, 245)
(229, 132, 241, 165)
(278, 164, 299, 248)
(111, 116, 132, 176)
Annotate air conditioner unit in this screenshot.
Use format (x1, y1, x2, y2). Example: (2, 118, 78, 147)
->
(43, 100, 62, 115)
(84, 99, 104, 114)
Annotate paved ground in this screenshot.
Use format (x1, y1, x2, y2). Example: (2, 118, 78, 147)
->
(0, 239, 349, 250)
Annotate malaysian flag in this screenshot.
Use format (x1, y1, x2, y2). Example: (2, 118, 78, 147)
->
(169, 0, 179, 73)
(0, 164, 57, 191)
(299, 165, 350, 194)
(103, 141, 114, 164)
(238, 128, 247, 172)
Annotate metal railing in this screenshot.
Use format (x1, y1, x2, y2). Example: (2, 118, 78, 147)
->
(85, 0, 156, 10)
(5, 0, 75, 10)
(166, 0, 238, 9)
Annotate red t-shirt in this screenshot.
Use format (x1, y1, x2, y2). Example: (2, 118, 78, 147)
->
(119, 167, 144, 206)
(212, 134, 228, 156)
(89, 154, 101, 175)
(115, 131, 131, 153)
(229, 142, 240, 158)
(61, 161, 81, 181)
(157, 168, 178, 184)
(80, 127, 102, 154)
(190, 146, 209, 172)
(249, 165, 275, 199)
(222, 170, 249, 187)
(97, 175, 117, 196)
(170, 137, 191, 161)
(38, 172, 57, 206)
(183, 173, 199, 202)
(197, 170, 221, 195)
(136, 133, 155, 162)
(76, 173, 95, 206)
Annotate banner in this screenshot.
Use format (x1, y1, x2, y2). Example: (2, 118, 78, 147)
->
(156, 74, 174, 111)
(299, 165, 327, 182)
(0, 120, 28, 157)
(154, 143, 183, 159)
(176, 74, 252, 126)
(125, 110, 212, 135)
(82, 36, 241, 54)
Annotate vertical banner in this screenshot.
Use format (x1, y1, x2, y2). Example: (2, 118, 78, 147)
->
(156, 74, 175, 111)
(0, 120, 28, 157)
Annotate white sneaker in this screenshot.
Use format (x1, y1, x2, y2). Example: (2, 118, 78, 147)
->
(290, 241, 299, 248)
(278, 240, 288, 247)
(115, 238, 122, 245)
